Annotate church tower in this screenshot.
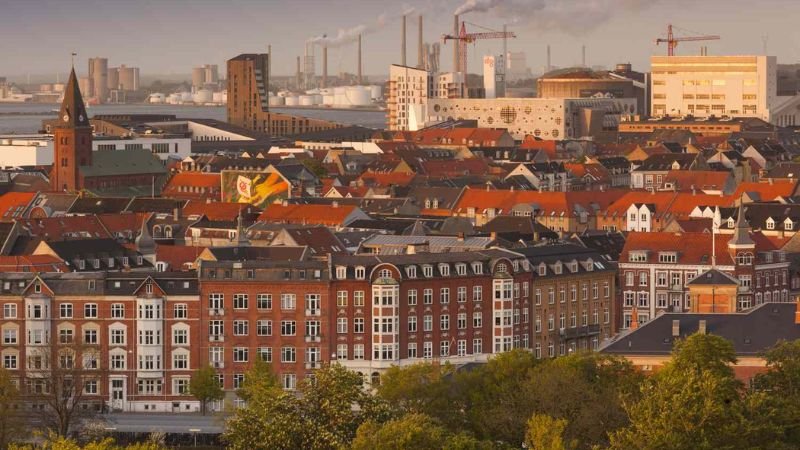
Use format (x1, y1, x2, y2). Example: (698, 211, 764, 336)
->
(51, 67, 92, 192)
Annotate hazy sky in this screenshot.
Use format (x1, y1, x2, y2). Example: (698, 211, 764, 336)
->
(1, 0, 798, 80)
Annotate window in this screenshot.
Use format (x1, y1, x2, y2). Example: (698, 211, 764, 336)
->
(337, 318, 348, 334)
(174, 304, 187, 319)
(354, 318, 364, 334)
(173, 353, 188, 369)
(84, 304, 98, 319)
(472, 311, 482, 328)
(110, 354, 125, 370)
(3, 304, 16, 319)
(440, 288, 450, 304)
(233, 347, 248, 363)
(473, 286, 483, 302)
(336, 291, 348, 307)
(639, 272, 647, 286)
(457, 313, 467, 329)
(457, 286, 467, 303)
(110, 329, 124, 345)
(658, 252, 677, 263)
(408, 316, 417, 332)
(408, 289, 417, 305)
(406, 266, 417, 278)
(257, 320, 272, 336)
(354, 291, 365, 307)
(440, 315, 450, 331)
(423, 315, 433, 332)
(209, 293, 224, 309)
(354, 266, 366, 279)
(306, 294, 321, 314)
(628, 252, 647, 263)
(283, 374, 296, 390)
(258, 347, 272, 362)
(280, 321, 296, 336)
(84, 329, 98, 345)
(3, 355, 16, 370)
(233, 320, 249, 336)
(111, 303, 124, 318)
(423, 289, 433, 305)
(4, 329, 17, 345)
(335, 266, 347, 279)
(280, 294, 296, 310)
(257, 294, 272, 310)
(233, 294, 248, 310)
(281, 347, 296, 363)
(354, 345, 364, 360)
(423, 265, 433, 277)
(60, 304, 73, 319)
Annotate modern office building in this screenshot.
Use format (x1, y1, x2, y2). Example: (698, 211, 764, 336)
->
(650, 55, 800, 125)
(387, 64, 433, 131)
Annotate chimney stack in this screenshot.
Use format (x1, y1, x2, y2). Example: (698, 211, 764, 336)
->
(547, 44, 551, 71)
(453, 15, 460, 72)
(418, 15, 424, 69)
(357, 34, 363, 85)
(401, 15, 407, 66)
(795, 297, 800, 324)
(296, 56, 302, 89)
(268, 44, 272, 89)
(322, 46, 328, 88)
(630, 307, 639, 330)
(582, 45, 586, 66)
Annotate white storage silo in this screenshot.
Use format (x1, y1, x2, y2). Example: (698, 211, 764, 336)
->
(180, 92, 193, 103)
(369, 85, 382, 100)
(149, 93, 166, 104)
(312, 94, 323, 105)
(333, 87, 347, 106)
(269, 95, 285, 106)
(299, 95, 314, 106)
(167, 93, 181, 104)
(193, 89, 213, 104)
(212, 91, 225, 103)
(323, 95, 335, 105)
(285, 96, 300, 106)
(345, 86, 371, 106)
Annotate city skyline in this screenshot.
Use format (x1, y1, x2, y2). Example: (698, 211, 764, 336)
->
(1, 0, 799, 80)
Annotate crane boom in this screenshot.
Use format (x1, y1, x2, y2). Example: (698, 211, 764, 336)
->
(655, 24, 719, 56)
(441, 21, 515, 74)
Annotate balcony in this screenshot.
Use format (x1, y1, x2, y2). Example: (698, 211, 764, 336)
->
(208, 308, 224, 317)
(305, 309, 321, 317)
(209, 335, 224, 343)
(564, 324, 601, 339)
(304, 335, 322, 343)
(670, 284, 684, 291)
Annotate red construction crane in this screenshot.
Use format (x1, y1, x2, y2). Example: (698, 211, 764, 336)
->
(442, 21, 516, 74)
(656, 24, 720, 56)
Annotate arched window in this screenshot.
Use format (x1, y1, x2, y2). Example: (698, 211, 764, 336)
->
(378, 269, 392, 279)
(370, 372, 381, 386)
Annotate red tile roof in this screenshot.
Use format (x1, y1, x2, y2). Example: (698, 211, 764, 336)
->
(257, 203, 358, 226)
(520, 138, 558, 159)
(358, 171, 415, 187)
(662, 170, 732, 191)
(0, 192, 35, 221)
(155, 244, 206, 271)
(731, 180, 798, 201)
(0, 255, 69, 273)
(621, 232, 737, 265)
(421, 159, 489, 177)
(97, 212, 148, 238)
(182, 200, 261, 221)
(16, 215, 112, 241)
(162, 172, 221, 201)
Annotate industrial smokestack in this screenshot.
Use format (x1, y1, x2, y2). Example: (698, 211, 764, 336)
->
(547, 44, 551, 72)
(582, 45, 586, 67)
(357, 34, 363, 84)
(268, 44, 272, 91)
(401, 15, 407, 66)
(322, 46, 328, 88)
(296, 56, 301, 89)
(418, 15, 424, 69)
(453, 15, 459, 73)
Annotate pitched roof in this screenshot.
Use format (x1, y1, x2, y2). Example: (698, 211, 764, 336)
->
(0, 255, 69, 273)
(257, 203, 359, 226)
(16, 215, 112, 241)
(155, 244, 206, 271)
(0, 192, 36, 221)
(621, 231, 738, 265)
(663, 170, 732, 191)
(731, 181, 798, 201)
(80, 149, 167, 177)
(182, 201, 261, 221)
(57, 68, 90, 129)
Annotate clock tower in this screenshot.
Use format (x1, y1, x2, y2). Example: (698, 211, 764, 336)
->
(51, 67, 92, 192)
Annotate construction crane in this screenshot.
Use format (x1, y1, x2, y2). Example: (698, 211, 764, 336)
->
(656, 24, 720, 56)
(442, 21, 516, 74)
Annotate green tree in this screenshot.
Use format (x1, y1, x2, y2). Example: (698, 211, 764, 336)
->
(609, 333, 766, 450)
(0, 367, 22, 449)
(189, 365, 223, 416)
(235, 359, 279, 403)
(752, 339, 800, 446)
(301, 158, 328, 178)
(351, 413, 491, 450)
(524, 414, 575, 450)
(377, 362, 457, 420)
(224, 363, 388, 450)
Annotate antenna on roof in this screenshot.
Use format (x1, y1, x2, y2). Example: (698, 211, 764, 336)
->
(71, 52, 77, 69)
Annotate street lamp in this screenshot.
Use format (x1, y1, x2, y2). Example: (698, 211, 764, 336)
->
(189, 428, 201, 447)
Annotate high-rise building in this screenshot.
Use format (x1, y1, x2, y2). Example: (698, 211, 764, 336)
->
(227, 53, 339, 136)
(192, 64, 219, 90)
(52, 68, 92, 192)
(648, 55, 800, 125)
(107, 68, 119, 90)
(88, 57, 108, 103)
(387, 64, 433, 131)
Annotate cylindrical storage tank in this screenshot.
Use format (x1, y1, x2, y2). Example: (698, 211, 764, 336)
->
(193, 89, 213, 103)
(369, 85, 382, 100)
(212, 91, 225, 103)
(305, 88, 320, 95)
(333, 87, 347, 105)
(285, 96, 300, 106)
(149, 93, 166, 104)
(313, 94, 323, 105)
(299, 95, 314, 106)
(323, 95, 335, 105)
(345, 86, 371, 106)
(269, 95, 285, 106)
(180, 92, 193, 103)
(167, 93, 181, 104)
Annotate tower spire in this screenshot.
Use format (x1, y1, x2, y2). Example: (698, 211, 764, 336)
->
(728, 200, 755, 249)
(58, 66, 90, 128)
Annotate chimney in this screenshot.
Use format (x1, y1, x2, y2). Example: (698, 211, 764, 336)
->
(267, 44, 272, 89)
(401, 15, 407, 66)
(453, 15, 460, 72)
(672, 319, 680, 337)
(698, 319, 707, 335)
(795, 297, 800, 324)
(332, 201, 339, 208)
(582, 44, 586, 66)
(457, 232, 464, 242)
(173, 207, 179, 221)
(547, 44, 551, 71)
(296, 56, 302, 89)
(357, 34, 363, 85)
(490, 231, 497, 241)
(418, 15, 424, 69)
(322, 46, 328, 88)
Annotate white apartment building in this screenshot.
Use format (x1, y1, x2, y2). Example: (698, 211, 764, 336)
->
(387, 65, 433, 131)
(650, 55, 800, 125)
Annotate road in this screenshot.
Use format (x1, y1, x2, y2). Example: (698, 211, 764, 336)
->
(102, 413, 226, 434)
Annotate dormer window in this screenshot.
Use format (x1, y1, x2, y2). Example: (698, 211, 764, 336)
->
(424, 199, 431, 209)
(439, 264, 450, 277)
(512, 261, 519, 272)
(335, 266, 346, 280)
(496, 262, 508, 274)
(553, 262, 562, 275)
(785, 218, 793, 230)
(472, 262, 483, 275)
(145, 282, 153, 294)
(432, 199, 439, 209)
(658, 252, 677, 263)
(354, 266, 366, 280)
(727, 217, 735, 228)
(378, 269, 393, 279)
(629, 252, 647, 263)
(122, 257, 129, 266)
(766, 218, 775, 230)
(406, 266, 417, 278)
(569, 261, 578, 273)
(538, 263, 546, 276)
(78, 260, 85, 270)
(422, 265, 433, 278)
(34, 283, 41, 293)
(137, 256, 143, 265)
(456, 264, 467, 276)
